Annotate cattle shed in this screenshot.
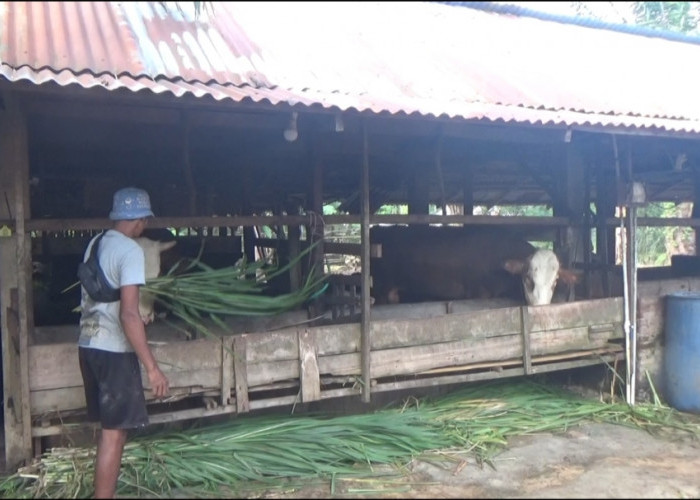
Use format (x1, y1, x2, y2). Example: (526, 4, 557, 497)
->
(2, 1, 700, 470)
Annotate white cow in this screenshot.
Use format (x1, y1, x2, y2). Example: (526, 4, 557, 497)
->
(135, 237, 176, 324)
(504, 248, 578, 306)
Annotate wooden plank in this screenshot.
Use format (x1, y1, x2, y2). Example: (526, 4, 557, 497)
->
(521, 306, 532, 375)
(314, 326, 616, 380)
(30, 386, 85, 414)
(370, 353, 624, 395)
(156, 370, 220, 390)
(298, 328, 320, 402)
(527, 298, 623, 333)
(31, 328, 623, 416)
(221, 338, 233, 407)
(29, 344, 80, 391)
(233, 335, 250, 413)
(247, 359, 299, 387)
(29, 298, 625, 391)
(31, 351, 626, 438)
(325, 214, 571, 226)
(367, 308, 523, 350)
(10, 215, 312, 233)
(29, 339, 223, 391)
(638, 278, 691, 297)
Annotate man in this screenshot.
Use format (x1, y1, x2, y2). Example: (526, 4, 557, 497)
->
(78, 187, 170, 498)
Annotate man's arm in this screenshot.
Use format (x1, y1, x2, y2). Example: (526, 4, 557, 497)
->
(119, 284, 170, 398)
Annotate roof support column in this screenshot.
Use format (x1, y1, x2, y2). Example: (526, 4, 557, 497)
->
(553, 140, 586, 300)
(360, 119, 372, 403)
(0, 92, 34, 470)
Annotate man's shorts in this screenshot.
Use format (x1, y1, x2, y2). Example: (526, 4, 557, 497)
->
(78, 347, 149, 430)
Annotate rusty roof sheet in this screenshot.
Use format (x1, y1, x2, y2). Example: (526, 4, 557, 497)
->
(3, 1, 700, 134)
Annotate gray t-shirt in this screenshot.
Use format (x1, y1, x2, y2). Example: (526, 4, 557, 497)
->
(78, 229, 146, 352)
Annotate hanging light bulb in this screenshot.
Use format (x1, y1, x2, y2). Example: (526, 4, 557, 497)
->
(284, 111, 298, 142)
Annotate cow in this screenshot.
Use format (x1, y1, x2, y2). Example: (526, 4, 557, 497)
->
(370, 226, 579, 306)
(135, 237, 176, 324)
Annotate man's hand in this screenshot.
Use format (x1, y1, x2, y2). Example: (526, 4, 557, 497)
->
(147, 366, 170, 399)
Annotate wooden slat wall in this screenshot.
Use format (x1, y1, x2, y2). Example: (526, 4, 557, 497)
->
(28, 297, 624, 421)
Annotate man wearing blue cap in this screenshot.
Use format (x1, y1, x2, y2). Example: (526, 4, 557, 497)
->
(78, 187, 170, 498)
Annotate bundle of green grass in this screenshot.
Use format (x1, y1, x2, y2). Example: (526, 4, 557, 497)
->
(2, 380, 698, 498)
(141, 242, 327, 339)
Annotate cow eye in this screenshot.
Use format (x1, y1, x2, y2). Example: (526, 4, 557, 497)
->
(523, 275, 534, 291)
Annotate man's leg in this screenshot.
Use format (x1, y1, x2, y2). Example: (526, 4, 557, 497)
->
(94, 428, 128, 499)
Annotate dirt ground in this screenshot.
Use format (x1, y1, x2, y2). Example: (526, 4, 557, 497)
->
(256, 421, 700, 499)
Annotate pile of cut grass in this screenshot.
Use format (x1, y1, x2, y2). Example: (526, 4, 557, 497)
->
(2, 380, 698, 498)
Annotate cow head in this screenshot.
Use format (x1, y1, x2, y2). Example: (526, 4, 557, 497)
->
(503, 249, 579, 306)
(134, 237, 177, 324)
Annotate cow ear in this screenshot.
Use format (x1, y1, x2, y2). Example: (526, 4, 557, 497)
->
(503, 259, 525, 275)
(558, 268, 580, 284)
(159, 241, 177, 252)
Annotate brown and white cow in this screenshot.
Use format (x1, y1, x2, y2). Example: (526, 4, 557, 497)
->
(370, 226, 578, 306)
(135, 237, 176, 323)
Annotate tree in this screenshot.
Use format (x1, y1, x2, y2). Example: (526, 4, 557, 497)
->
(630, 1, 700, 34)
(569, 1, 700, 35)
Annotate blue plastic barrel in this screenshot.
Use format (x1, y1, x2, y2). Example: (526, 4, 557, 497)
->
(664, 292, 700, 413)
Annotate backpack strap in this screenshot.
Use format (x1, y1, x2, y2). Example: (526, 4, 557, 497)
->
(89, 232, 106, 259)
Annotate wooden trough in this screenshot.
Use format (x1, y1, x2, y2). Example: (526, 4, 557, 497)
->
(29, 297, 624, 438)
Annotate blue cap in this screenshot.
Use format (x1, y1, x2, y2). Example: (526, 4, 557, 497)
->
(109, 187, 154, 220)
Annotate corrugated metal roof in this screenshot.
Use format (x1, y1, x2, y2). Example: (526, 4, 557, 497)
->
(3, 1, 700, 134)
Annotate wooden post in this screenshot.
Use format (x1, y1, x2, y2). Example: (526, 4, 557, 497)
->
(233, 335, 249, 413)
(220, 338, 233, 407)
(0, 93, 33, 469)
(434, 134, 447, 216)
(360, 119, 372, 403)
(520, 306, 532, 375)
(298, 328, 320, 402)
(596, 157, 617, 296)
(408, 161, 430, 215)
(553, 142, 586, 287)
(462, 163, 474, 217)
(625, 151, 639, 405)
(286, 202, 301, 292)
(307, 148, 326, 321)
(241, 168, 257, 271)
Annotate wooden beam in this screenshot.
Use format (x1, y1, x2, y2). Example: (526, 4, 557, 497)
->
(6, 214, 700, 234)
(298, 328, 320, 402)
(360, 120, 372, 403)
(220, 338, 233, 407)
(462, 163, 474, 216)
(521, 306, 532, 375)
(0, 92, 33, 470)
(233, 335, 250, 413)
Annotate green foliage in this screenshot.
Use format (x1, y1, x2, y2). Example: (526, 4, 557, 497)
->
(474, 204, 552, 217)
(377, 204, 408, 215)
(631, 1, 700, 34)
(569, 1, 700, 35)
